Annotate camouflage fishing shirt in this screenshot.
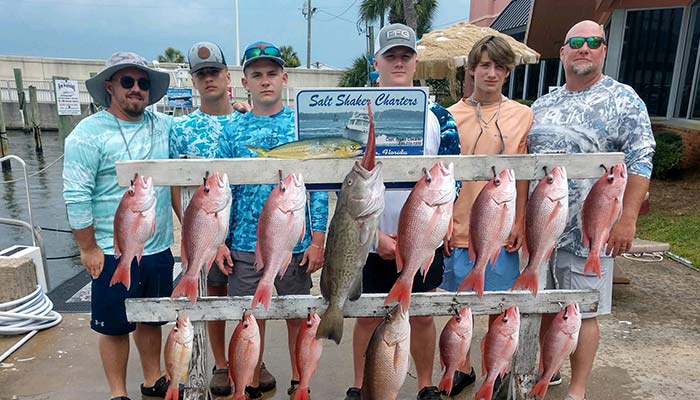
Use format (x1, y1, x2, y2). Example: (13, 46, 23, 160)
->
(217, 107, 329, 254)
(169, 109, 240, 159)
(528, 76, 655, 257)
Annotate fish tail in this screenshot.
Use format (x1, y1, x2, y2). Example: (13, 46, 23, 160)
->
(384, 277, 411, 310)
(584, 251, 602, 278)
(512, 267, 538, 296)
(171, 275, 199, 304)
(109, 262, 131, 290)
(232, 395, 247, 400)
(164, 384, 179, 400)
(316, 303, 344, 344)
(458, 266, 485, 298)
(293, 385, 310, 400)
(252, 282, 273, 311)
(474, 378, 495, 400)
(437, 369, 454, 395)
(528, 377, 549, 399)
(244, 145, 268, 157)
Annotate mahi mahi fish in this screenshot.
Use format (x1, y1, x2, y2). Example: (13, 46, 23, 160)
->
(246, 137, 363, 159)
(316, 103, 385, 344)
(111, 175, 157, 290)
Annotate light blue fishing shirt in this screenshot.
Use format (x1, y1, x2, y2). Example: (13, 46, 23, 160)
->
(63, 110, 174, 255)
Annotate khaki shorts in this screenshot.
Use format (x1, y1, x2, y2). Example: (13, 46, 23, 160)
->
(545, 248, 613, 319)
(227, 250, 312, 296)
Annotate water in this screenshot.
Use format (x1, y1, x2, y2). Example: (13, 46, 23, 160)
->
(0, 130, 83, 291)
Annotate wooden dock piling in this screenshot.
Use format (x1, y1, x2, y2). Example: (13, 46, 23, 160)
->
(28, 86, 42, 154)
(0, 89, 10, 171)
(13, 68, 30, 133)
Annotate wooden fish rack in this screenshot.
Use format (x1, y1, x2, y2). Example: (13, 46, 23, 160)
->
(119, 152, 623, 400)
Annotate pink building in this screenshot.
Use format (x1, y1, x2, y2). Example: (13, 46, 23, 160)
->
(469, 0, 511, 26)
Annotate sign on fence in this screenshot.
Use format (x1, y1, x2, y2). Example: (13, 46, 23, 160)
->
(54, 79, 81, 116)
(167, 87, 193, 108)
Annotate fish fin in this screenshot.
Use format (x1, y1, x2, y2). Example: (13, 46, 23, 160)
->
(459, 262, 485, 298)
(171, 275, 199, 304)
(358, 221, 373, 246)
(316, 303, 344, 344)
(395, 241, 403, 272)
(468, 239, 476, 262)
(384, 277, 411, 310)
(109, 262, 131, 290)
(205, 253, 216, 274)
(584, 251, 602, 278)
(446, 215, 453, 243)
(254, 240, 264, 272)
(113, 237, 121, 258)
(299, 220, 305, 243)
(251, 282, 273, 311)
(474, 378, 495, 400)
(293, 386, 310, 400)
(511, 267, 538, 296)
(320, 268, 330, 300)
(180, 237, 188, 272)
(421, 254, 435, 282)
(348, 275, 363, 301)
(136, 244, 145, 266)
(480, 337, 487, 376)
(164, 383, 179, 400)
(529, 377, 549, 399)
(426, 204, 444, 238)
(489, 247, 501, 268)
(437, 369, 454, 395)
(245, 144, 268, 157)
(279, 253, 293, 278)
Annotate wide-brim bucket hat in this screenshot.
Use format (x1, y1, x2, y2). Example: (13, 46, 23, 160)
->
(86, 52, 170, 107)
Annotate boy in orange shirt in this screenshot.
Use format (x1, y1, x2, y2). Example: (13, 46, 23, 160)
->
(440, 35, 533, 396)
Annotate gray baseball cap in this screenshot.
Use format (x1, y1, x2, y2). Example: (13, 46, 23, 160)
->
(188, 42, 227, 73)
(377, 23, 417, 55)
(85, 52, 170, 107)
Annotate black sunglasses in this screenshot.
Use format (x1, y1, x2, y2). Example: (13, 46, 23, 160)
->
(117, 75, 151, 91)
(564, 36, 606, 50)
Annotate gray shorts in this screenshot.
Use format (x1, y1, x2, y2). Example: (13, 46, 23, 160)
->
(227, 250, 312, 296)
(545, 248, 613, 319)
(207, 259, 229, 287)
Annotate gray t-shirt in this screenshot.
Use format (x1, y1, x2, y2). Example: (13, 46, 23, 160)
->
(528, 75, 655, 257)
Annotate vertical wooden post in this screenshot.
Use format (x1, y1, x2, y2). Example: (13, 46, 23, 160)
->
(52, 76, 74, 144)
(89, 72, 99, 114)
(181, 186, 209, 400)
(0, 88, 10, 171)
(28, 86, 42, 154)
(13, 68, 31, 133)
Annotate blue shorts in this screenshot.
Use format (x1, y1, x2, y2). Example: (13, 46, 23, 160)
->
(91, 249, 174, 335)
(440, 247, 520, 292)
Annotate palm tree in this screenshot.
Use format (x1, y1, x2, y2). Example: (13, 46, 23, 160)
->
(279, 46, 301, 68)
(340, 55, 371, 87)
(158, 47, 185, 63)
(389, 0, 437, 37)
(359, 0, 391, 29)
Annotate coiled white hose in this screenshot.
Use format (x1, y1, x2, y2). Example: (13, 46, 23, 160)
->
(0, 286, 63, 363)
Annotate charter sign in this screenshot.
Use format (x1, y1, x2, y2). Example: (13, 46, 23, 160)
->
(295, 87, 429, 156)
(54, 79, 81, 116)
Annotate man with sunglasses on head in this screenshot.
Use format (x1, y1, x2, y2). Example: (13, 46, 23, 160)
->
(63, 52, 180, 400)
(168, 41, 241, 397)
(214, 40, 328, 400)
(437, 35, 532, 397)
(528, 20, 655, 400)
(344, 23, 460, 400)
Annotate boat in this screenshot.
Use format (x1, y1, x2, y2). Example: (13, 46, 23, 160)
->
(343, 110, 370, 143)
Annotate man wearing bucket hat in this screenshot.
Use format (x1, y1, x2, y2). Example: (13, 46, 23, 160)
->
(169, 41, 245, 397)
(343, 23, 461, 400)
(214, 40, 328, 400)
(63, 52, 180, 400)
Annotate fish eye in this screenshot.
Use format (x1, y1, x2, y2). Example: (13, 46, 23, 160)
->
(347, 179, 353, 186)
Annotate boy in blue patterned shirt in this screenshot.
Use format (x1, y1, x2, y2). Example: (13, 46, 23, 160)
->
(214, 41, 329, 399)
(168, 41, 239, 397)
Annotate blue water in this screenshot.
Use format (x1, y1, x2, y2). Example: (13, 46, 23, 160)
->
(0, 130, 83, 291)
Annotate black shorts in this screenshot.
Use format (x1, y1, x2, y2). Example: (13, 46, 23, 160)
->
(362, 247, 444, 293)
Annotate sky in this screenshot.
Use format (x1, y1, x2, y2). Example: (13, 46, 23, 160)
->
(1, 0, 470, 69)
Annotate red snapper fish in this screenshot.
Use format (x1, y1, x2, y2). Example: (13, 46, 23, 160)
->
(111, 175, 157, 290)
(512, 166, 569, 296)
(385, 161, 455, 310)
(458, 169, 516, 298)
(171, 172, 231, 303)
(438, 306, 473, 395)
(582, 163, 627, 277)
(228, 313, 261, 400)
(293, 313, 324, 400)
(163, 316, 193, 400)
(529, 303, 581, 399)
(251, 172, 307, 311)
(475, 306, 520, 400)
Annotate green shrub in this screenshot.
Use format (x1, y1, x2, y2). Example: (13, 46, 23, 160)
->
(652, 130, 684, 179)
